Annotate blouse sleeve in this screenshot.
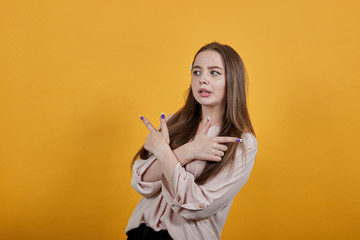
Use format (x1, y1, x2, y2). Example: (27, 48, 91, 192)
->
(161, 133, 257, 220)
(131, 155, 162, 198)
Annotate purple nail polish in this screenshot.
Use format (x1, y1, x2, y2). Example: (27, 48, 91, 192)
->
(207, 116, 210, 122)
(161, 113, 165, 119)
(140, 115, 144, 120)
(236, 138, 242, 142)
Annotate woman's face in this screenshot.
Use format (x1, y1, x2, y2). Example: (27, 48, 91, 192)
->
(191, 50, 226, 109)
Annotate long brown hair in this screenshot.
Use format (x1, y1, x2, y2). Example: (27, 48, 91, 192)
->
(132, 42, 255, 184)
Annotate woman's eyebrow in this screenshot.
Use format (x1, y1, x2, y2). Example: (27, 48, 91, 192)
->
(208, 66, 223, 70)
(193, 65, 223, 70)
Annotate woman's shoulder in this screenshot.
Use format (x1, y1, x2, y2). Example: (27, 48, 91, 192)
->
(241, 132, 258, 150)
(233, 132, 257, 166)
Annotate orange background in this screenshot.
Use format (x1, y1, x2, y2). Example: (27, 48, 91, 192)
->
(1, 0, 359, 239)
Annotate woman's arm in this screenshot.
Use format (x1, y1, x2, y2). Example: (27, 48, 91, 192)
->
(130, 137, 194, 197)
(141, 117, 233, 182)
(141, 145, 190, 182)
(131, 155, 162, 197)
(139, 114, 177, 192)
(161, 133, 257, 220)
(140, 114, 240, 193)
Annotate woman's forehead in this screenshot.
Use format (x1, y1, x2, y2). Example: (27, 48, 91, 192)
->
(194, 50, 223, 67)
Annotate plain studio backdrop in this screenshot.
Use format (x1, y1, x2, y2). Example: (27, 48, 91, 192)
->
(0, 0, 359, 239)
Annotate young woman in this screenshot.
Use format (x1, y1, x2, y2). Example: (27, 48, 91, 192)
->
(126, 42, 257, 240)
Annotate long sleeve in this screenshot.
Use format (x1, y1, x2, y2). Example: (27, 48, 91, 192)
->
(161, 133, 257, 221)
(131, 155, 162, 197)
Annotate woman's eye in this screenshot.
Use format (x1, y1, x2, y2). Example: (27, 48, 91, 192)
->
(211, 71, 221, 76)
(193, 70, 200, 76)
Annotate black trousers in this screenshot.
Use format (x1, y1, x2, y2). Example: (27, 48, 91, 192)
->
(127, 223, 173, 240)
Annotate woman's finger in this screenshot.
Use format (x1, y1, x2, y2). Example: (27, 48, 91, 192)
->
(160, 113, 169, 137)
(207, 155, 222, 162)
(213, 149, 224, 157)
(198, 116, 212, 135)
(140, 115, 156, 132)
(215, 136, 242, 143)
(216, 143, 228, 152)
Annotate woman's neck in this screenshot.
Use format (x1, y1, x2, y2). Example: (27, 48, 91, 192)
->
(200, 105, 225, 127)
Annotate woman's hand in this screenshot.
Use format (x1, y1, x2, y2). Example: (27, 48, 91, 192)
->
(179, 118, 241, 165)
(140, 113, 170, 157)
(140, 113, 179, 192)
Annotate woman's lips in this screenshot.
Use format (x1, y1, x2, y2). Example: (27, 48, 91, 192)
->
(198, 88, 212, 97)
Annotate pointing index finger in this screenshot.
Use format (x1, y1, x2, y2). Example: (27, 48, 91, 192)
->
(215, 136, 242, 143)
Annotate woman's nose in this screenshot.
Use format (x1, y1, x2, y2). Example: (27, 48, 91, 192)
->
(200, 74, 209, 84)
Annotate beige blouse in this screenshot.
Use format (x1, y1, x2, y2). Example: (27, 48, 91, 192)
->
(126, 127, 257, 240)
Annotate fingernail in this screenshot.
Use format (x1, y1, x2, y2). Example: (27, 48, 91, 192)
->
(139, 115, 144, 120)
(207, 116, 210, 122)
(236, 138, 243, 142)
(161, 113, 165, 119)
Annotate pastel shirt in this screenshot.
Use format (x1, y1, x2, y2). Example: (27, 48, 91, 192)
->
(126, 127, 257, 240)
